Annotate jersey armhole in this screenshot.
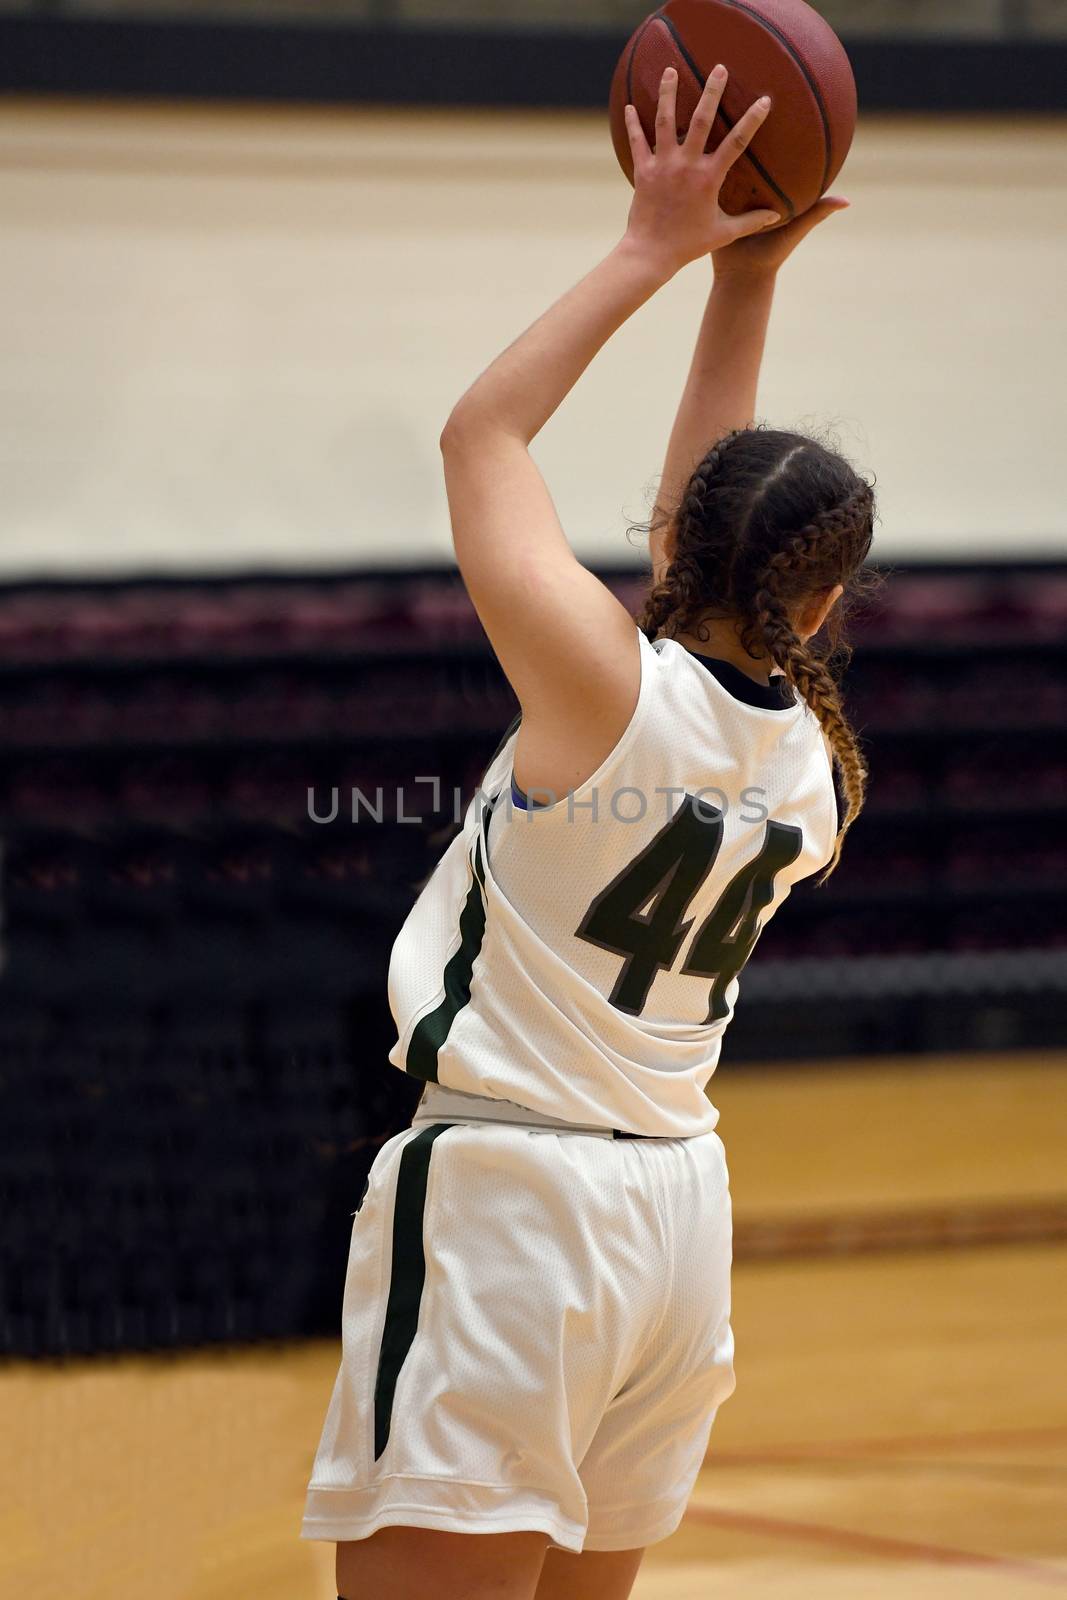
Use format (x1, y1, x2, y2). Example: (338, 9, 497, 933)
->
(504, 627, 659, 819)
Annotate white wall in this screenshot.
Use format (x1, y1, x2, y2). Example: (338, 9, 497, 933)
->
(1, 99, 1065, 577)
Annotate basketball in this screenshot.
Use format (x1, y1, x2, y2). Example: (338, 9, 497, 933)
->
(609, 0, 857, 224)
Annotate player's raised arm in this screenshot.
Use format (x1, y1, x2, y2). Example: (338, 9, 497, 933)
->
(650, 186, 850, 589)
(440, 66, 780, 800)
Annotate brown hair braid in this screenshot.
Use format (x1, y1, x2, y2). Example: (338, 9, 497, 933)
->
(638, 427, 878, 880)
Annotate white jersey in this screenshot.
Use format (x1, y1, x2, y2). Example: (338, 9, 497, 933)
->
(388, 629, 837, 1137)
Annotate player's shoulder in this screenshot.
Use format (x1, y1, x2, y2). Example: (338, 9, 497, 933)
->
(648, 635, 805, 716)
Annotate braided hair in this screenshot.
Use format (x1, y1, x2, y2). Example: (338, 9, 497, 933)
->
(639, 427, 877, 879)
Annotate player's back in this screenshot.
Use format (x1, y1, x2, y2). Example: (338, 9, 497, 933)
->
(388, 630, 836, 1136)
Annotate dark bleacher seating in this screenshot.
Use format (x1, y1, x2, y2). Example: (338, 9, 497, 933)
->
(1, 563, 1064, 1357)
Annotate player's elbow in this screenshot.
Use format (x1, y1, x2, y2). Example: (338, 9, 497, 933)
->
(440, 398, 487, 456)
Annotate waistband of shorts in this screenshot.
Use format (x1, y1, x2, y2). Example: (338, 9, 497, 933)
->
(411, 1082, 653, 1139)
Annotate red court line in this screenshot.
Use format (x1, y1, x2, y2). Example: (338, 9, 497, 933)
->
(683, 1502, 1067, 1589)
(709, 1424, 1067, 1466)
(733, 1197, 1067, 1260)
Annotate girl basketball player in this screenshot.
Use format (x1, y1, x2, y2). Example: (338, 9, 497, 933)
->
(302, 65, 874, 1600)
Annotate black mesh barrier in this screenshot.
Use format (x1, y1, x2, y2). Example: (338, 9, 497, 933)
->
(2, 13, 1066, 113)
(1, 562, 1065, 1357)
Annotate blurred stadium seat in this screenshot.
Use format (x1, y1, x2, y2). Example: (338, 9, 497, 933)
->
(0, 563, 1064, 1355)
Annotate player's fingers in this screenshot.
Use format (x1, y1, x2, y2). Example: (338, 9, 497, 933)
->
(770, 193, 847, 245)
(722, 205, 783, 243)
(684, 62, 727, 155)
(654, 66, 679, 152)
(798, 195, 850, 230)
(624, 103, 652, 171)
(712, 94, 772, 176)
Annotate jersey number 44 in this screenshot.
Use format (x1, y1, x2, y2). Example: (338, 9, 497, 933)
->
(576, 794, 802, 1021)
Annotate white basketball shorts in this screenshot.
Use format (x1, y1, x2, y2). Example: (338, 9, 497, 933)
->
(300, 1086, 735, 1554)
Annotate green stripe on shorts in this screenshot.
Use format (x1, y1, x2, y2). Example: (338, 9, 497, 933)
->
(373, 1122, 453, 1461)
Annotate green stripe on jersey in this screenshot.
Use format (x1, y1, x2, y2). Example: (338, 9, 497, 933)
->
(373, 1121, 453, 1461)
(405, 834, 487, 1083)
(486, 710, 521, 770)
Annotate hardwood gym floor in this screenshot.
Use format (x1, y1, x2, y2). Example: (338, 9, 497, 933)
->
(4, 1052, 1066, 1599)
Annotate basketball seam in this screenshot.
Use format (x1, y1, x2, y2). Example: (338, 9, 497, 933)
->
(654, 10, 796, 220)
(626, 13, 658, 110)
(719, 0, 835, 194)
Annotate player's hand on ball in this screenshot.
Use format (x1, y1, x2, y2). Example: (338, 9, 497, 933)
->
(712, 193, 850, 281)
(623, 64, 781, 273)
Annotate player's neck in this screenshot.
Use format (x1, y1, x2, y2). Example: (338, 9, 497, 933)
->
(671, 617, 777, 687)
